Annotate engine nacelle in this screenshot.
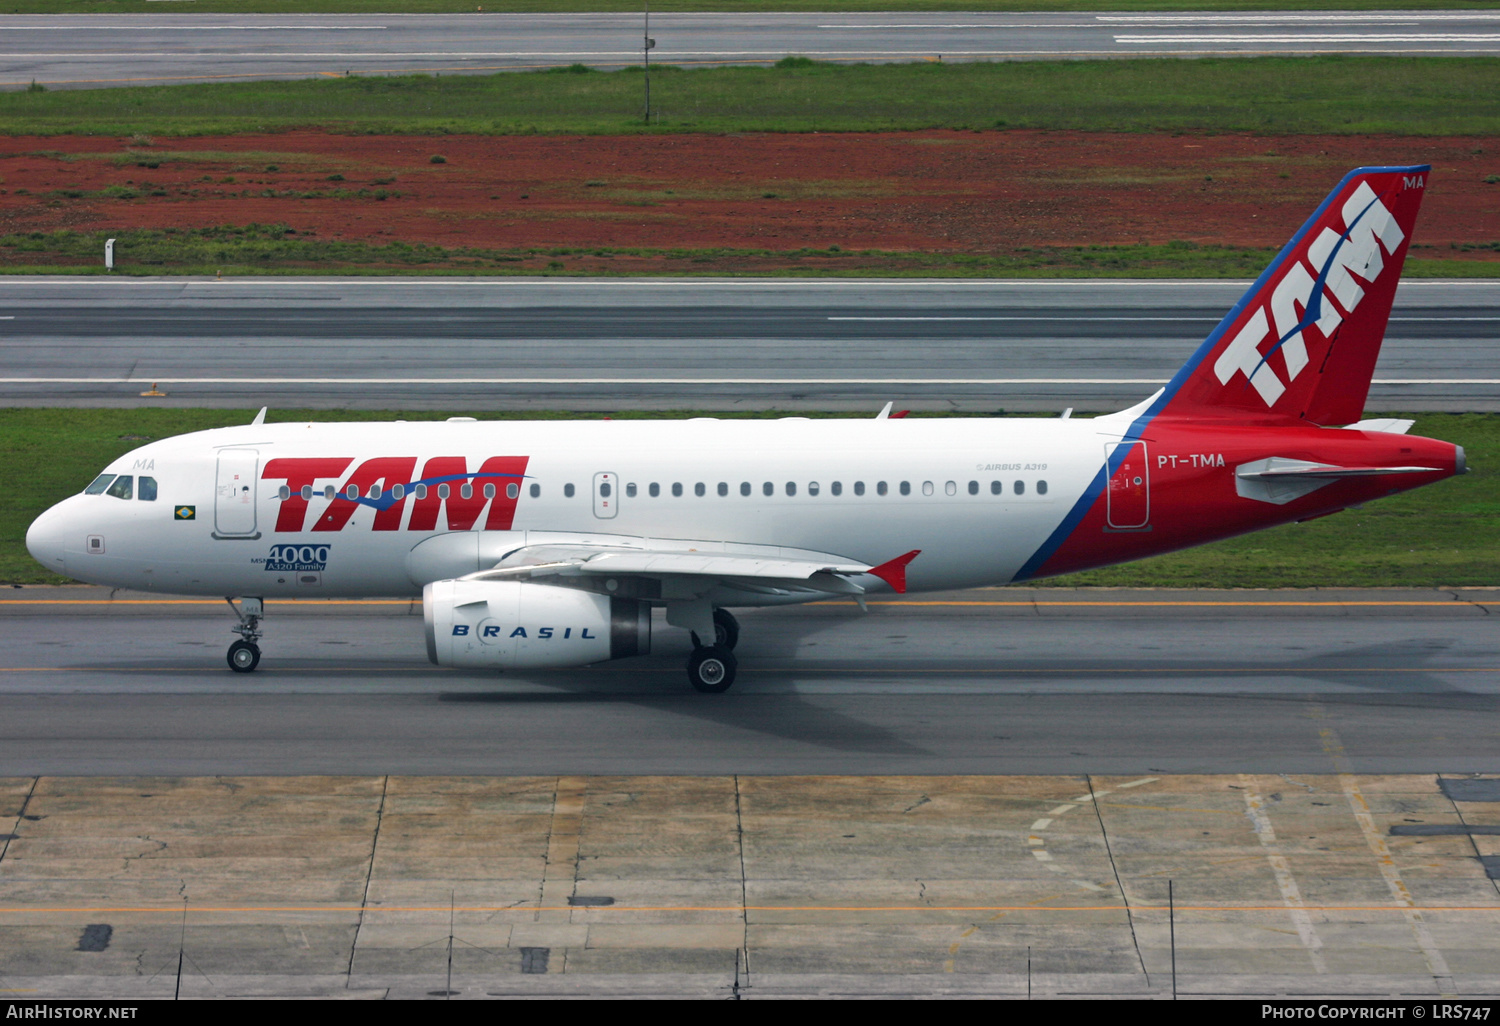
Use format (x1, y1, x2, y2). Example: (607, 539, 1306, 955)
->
(424, 579, 650, 669)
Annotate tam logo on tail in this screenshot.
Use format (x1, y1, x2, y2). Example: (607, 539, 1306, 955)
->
(1213, 181, 1405, 406)
(1154, 165, 1429, 427)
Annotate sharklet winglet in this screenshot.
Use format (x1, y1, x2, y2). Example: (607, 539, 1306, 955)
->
(867, 549, 921, 594)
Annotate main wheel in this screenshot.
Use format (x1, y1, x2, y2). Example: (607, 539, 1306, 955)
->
(687, 645, 737, 693)
(227, 640, 261, 673)
(712, 608, 740, 651)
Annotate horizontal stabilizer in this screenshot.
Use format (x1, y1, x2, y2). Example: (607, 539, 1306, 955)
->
(1235, 456, 1441, 504)
(1349, 418, 1416, 435)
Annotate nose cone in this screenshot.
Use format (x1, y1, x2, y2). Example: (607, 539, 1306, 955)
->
(26, 502, 70, 575)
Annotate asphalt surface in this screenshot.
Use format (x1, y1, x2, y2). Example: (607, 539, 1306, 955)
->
(6, 10, 1500, 89)
(1, 277, 1495, 411)
(1, 587, 1496, 775)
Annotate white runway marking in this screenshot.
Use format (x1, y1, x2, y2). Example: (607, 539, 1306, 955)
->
(1099, 13, 1500, 23)
(3, 378, 1498, 386)
(830, 316, 1217, 322)
(2, 25, 389, 30)
(1117, 34, 1500, 43)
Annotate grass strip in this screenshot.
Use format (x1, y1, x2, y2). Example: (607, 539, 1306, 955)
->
(5, 226, 1498, 278)
(7, 56, 1500, 137)
(1, 408, 1492, 588)
(5, 1, 1491, 13)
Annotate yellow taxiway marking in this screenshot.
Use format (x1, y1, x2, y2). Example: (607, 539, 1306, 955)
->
(0, 598, 410, 605)
(0, 598, 1484, 608)
(3, 904, 1499, 915)
(0, 666, 1496, 674)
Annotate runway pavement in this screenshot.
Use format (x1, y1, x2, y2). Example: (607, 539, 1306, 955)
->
(1, 277, 1495, 411)
(2, 586, 1496, 776)
(5, 10, 1500, 89)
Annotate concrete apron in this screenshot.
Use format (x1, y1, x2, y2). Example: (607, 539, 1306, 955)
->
(2, 774, 1500, 999)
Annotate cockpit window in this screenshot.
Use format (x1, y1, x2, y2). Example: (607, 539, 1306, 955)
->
(84, 474, 115, 495)
(104, 475, 133, 500)
(138, 476, 158, 501)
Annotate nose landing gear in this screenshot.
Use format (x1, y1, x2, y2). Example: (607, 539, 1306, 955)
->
(226, 597, 264, 673)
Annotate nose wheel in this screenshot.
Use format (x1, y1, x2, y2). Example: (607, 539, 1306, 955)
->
(225, 597, 265, 673)
(227, 639, 261, 673)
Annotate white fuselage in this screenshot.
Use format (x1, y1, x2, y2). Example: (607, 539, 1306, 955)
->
(27, 415, 1109, 600)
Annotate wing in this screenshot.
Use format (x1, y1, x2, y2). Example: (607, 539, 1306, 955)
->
(459, 539, 920, 597)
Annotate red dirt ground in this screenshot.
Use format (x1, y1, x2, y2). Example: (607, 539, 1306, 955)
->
(1, 129, 1498, 254)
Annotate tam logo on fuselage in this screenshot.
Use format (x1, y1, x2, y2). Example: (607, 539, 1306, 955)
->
(1213, 181, 1405, 407)
(262, 455, 530, 533)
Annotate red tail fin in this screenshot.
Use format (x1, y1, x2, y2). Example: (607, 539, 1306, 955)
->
(1154, 166, 1429, 426)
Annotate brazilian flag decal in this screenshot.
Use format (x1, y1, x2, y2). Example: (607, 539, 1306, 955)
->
(175, 506, 196, 521)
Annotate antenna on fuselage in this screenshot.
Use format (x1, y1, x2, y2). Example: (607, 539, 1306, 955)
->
(251, 407, 267, 426)
(875, 401, 893, 420)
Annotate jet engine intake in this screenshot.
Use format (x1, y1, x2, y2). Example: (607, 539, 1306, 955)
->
(424, 579, 650, 669)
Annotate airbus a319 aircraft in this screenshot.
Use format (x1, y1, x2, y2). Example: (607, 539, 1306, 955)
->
(26, 165, 1465, 692)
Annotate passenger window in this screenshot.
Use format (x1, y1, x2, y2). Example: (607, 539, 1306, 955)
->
(346, 483, 360, 499)
(899, 481, 911, 496)
(717, 482, 728, 497)
(854, 481, 865, 496)
(625, 483, 635, 498)
(877, 481, 888, 496)
(921, 481, 934, 496)
(1037, 480, 1048, 495)
(740, 482, 751, 496)
(415, 484, 428, 500)
(763, 482, 774, 497)
(808, 482, 820, 497)
(277, 485, 291, 501)
(968, 480, 978, 495)
(507, 483, 519, 500)
(831, 481, 842, 496)
(1014, 480, 1026, 496)
(438, 484, 451, 499)
(672, 483, 683, 497)
(391, 484, 405, 500)
(991, 480, 1002, 495)
(370, 484, 383, 500)
(649, 482, 660, 497)
(84, 474, 115, 495)
(564, 483, 576, 498)
(483, 483, 495, 499)
(945, 481, 956, 496)
(301, 485, 314, 501)
(531, 483, 542, 498)
(138, 476, 158, 501)
(460, 483, 473, 500)
(786, 482, 797, 497)
(694, 482, 705, 497)
(105, 475, 133, 500)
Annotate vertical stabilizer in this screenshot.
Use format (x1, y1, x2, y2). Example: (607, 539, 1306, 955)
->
(1149, 165, 1429, 426)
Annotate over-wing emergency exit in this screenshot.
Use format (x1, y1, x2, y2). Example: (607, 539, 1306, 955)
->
(25, 166, 1465, 691)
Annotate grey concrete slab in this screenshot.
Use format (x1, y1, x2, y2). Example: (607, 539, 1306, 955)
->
(3, 774, 1500, 998)
(7, 11, 1500, 91)
(0, 587, 1497, 775)
(1, 277, 1495, 412)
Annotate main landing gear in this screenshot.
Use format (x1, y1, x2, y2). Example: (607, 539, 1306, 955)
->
(686, 609, 740, 693)
(226, 597, 264, 673)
